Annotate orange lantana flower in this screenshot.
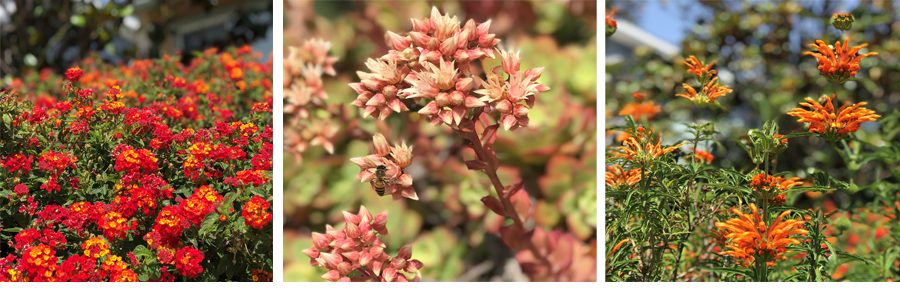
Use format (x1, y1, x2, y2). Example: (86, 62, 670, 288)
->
(610, 127, 682, 162)
(803, 39, 877, 83)
(715, 204, 808, 267)
(786, 94, 880, 135)
(605, 165, 641, 189)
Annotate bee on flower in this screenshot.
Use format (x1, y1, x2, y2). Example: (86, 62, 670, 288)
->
(350, 133, 417, 200)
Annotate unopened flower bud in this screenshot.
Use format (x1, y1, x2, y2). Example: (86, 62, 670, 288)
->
(372, 134, 391, 157)
(831, 12, 854, 31)
(385, 31, 410, 50)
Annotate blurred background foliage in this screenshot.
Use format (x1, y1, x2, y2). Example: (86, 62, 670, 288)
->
(0, 0, 272, 76)
(607, 0, 898, 281)
(284, 0, 596, 281)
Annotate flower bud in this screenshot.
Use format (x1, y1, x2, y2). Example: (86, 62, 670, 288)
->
(382, 267, 397, 282)
(311, 232, 329, 249)
(831, 12, 854, 31)
(372, 134, 391, 157)
(321, 270, 341, 281)
(495, 100, 513, 113)
(396, 245, 412, 260)
(450, 91, 465, 106)
(385, 31, 410, 50)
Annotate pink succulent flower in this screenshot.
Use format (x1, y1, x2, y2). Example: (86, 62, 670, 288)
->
(350, 7, 547, 131)
(284, 38, 340, 161)
(350, 58, 409, 120)
(405, 7, 498, 63)
(402, 59, 484, 126)
(349, 134, 418, 200)
(304, 206, 423, 282)
(475, 48, 549, 130)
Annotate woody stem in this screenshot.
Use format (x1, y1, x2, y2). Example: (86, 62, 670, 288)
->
(459, 126, 553, 270)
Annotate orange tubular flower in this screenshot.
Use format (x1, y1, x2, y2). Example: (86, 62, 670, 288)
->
(605, 7, 617, 37)
(692, 149, 714, 164)
(786, 94, 880, 135)
(609, 238, 631, 256)
(750, 173, 802, 192)
(684, 56, 716, 77)
(619, 91, 660, 120)
(715, 204, 808, 267)
(803, 39, 877, 83)
(676, 77, 732, 104)
(618, 101, 661, 121)
(605, 165, 641, 189)
(610, 127, 681, 162)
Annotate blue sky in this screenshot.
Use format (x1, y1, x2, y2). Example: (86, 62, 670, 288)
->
(632, 0, 863, 46)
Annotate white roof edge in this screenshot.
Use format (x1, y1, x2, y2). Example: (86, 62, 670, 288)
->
(610, 19, 680, 59)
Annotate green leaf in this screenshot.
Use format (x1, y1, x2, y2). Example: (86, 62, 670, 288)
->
(199, 214, 219, 238)
(70, 15, 86, 27)
(704, 267, 752, 279)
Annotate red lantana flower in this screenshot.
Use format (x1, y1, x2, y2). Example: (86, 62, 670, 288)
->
(242, 196, 272, 230)
(174, 247, 205, 279)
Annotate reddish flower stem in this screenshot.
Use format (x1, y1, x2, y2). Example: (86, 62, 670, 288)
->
(457, 124, 553, 270)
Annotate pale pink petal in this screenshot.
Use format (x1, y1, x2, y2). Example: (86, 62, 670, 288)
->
(397, 174, 413, 187)
(365, 94, 386, 106)
(418, 102, 439, 115)
(388, 98, 408, 112)
(501, 114, 518, 130)
(464, 95, 485, 108)
(372, 134, 391, 157)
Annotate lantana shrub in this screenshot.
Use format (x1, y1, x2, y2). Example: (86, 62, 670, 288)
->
(0, 46, 273, 282)
(289, 6, 596, 282)
(606, 7, 897, 282)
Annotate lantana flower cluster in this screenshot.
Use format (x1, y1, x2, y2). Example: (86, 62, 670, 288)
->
(0, 46, 273, 282)
(350, 7, 548, 130)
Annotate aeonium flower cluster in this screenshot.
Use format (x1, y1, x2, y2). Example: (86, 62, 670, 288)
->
(304, 206, 423, 282)
(350, 6, 548, 130)
(284, 38, 340, 160)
